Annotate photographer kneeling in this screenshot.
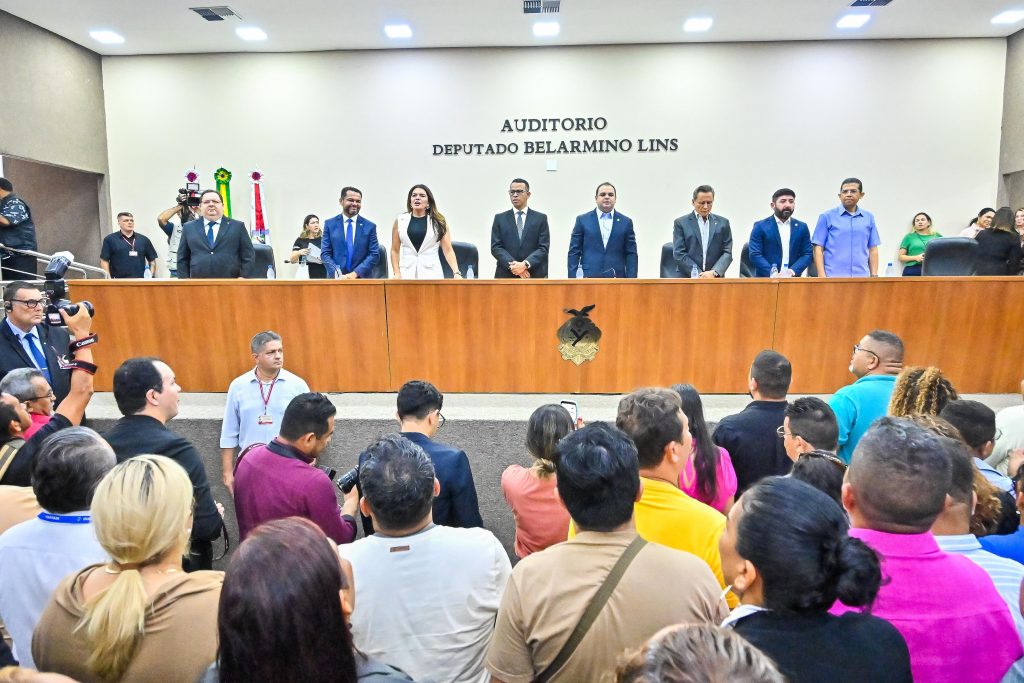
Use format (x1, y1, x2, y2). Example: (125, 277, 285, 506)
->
(233, 392, 358, 545)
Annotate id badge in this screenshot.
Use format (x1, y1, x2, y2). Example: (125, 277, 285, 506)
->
(129, 250, 138, 256)
(258, 414, 273, 425)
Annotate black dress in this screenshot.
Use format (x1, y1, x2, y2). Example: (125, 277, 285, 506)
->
(292, 236, 327, 279)
(974, 229, 1023, 275)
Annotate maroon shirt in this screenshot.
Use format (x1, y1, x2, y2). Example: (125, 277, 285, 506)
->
(234, 439, 356, 544)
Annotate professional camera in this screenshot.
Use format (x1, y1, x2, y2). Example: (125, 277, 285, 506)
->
(337, 467, 359, 494)
(177, 182, 202, 208)
(317, 465, 337, 481)
(43, 253, 94, 327)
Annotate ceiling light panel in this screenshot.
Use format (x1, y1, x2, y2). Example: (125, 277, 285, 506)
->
(837, 13, 872, 28)
(384, 24, 413, 39)
(89, 30, 125, 44)
(235, 26, 267, 41)
(533, 21, 560, 37)
(992, 10, 1024, 24)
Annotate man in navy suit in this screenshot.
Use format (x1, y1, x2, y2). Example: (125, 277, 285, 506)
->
(567, 182, 638, 278)
(0, 281, 71, 406)
(177, 190, 255, 278)
(321, 186, 380, 279)
(490, 178, 550, 278)
(358, 380, 483, 535)
(748, 188, 813, 277)
(672, 184, 733, 278)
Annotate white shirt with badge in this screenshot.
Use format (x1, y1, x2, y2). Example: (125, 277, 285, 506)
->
(219, 367, 310, 450)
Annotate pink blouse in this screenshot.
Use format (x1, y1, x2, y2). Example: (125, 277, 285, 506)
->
(679, 445, 737, 513)
(501, 464, 571, 558)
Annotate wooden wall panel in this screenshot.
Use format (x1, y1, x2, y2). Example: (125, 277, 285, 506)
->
(72, 280, 390, 392)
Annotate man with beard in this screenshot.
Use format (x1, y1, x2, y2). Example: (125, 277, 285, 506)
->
(748, 188, 813, 277)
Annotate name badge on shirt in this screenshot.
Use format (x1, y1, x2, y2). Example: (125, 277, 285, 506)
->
(258, 414, 274, 425)
(129, 250, 138, 256)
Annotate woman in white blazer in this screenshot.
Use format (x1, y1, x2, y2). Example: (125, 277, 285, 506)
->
(390, 184, 462, 279)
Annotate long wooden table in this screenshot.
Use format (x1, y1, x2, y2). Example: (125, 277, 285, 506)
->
(70, 278, 1024, 394)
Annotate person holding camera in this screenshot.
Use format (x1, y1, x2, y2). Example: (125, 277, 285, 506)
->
(233, 392, 358, 545)
(0, 281, 72, 407)
(157, 193, 201, 278)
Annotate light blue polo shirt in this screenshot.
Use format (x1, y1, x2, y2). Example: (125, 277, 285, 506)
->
(830, 374, 898, 464)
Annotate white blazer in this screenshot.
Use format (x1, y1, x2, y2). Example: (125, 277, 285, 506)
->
(396, 213, 443, 279)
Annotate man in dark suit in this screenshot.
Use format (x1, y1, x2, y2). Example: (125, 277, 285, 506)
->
(748, 188, 813, 277)
(0, 281, 70, 405)
(673, 184, 733, 278)
(177, 189, 255, 278)
(567, 182, 638, 278)
(321, 186, 381, 278)
(359, 379, 483, 535)
(490, 178, 550, 278)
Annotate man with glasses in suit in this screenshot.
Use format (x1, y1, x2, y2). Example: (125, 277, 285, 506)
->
(491, 178, 550, 279)
(0, 282, 70, 406)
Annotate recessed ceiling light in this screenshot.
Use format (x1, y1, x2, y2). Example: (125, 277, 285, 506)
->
(89, 30, 124, 44)
(235, 26, 267, 41)
(533, 21, 560, 37)
(683, 17, 713, 33)
(993, 9, 1024, 24)
(836, 13, 871, 29)
(385, 24, 413, 39)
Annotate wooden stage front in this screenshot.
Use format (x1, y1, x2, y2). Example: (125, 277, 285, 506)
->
(72, 278, 1024, 394)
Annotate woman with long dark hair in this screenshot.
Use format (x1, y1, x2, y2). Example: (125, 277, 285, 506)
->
(975, 206, 1023, 275)
(390, 184, 461, 279)
(672, 384, 736, 513)
(290, 214, 327, 279)
(719, 477, 911, 682)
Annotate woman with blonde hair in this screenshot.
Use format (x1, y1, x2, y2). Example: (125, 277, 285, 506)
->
(290, 214, 327, 279)
(390, 184, 462, 279)
(888, 366, 959, 418)
(32, 455, 222, 683)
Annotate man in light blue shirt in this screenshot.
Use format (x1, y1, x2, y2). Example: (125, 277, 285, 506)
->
(811, 177, 880, 277)
(219, 330, 310, 494)
(830, 330, 904, 463)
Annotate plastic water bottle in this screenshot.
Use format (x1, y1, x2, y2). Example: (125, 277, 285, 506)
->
(299, 254, 307, 266)
(690, 265, 700, 279)
(266, 264, 276, 279)
(576, 264, 584, 279)
(143, 264, 152, 279)
(770, 264, 778, 278)
(884, 262, 894, 277)
(466, 265, 475, 279)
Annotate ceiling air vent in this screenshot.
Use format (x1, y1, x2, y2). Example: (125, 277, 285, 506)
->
(850, 0, 892, 5)
(189, 6, 242, 21)
(523, 0, 561, 14)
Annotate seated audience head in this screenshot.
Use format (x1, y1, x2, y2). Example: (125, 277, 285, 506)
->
(278, 392, 336, 458)
(938, 399, 997, 458)
(217, 517, 357, 683)
(525, 403, 575, 478)
(82, 455, 194, 680)
(616, 623, 784, 683)
(358, 434, 437, 534)
(396, 379, 444, 435)
(0, 392, 31, 440)
(671, 383, 721, 501)
(849, 330, 904, 378)
(930, 436, 979, 535)
(721, 476, 880, 613)
(844, 417, 951, 534)
(554, 422, 640, 532)
(976, 207, 995, 229)
(616, 387, 689, 475)
(748, 350, 791, 400)
(112, 357, 180, 423)
(31, 427, 115, 514)
(782, 397, 838, 460)
(888, 366, 959, 417)
(249, 330, 284, 375)
(0, 368, 53, 417)
(3, 280, 46, 334)
(790, 452, 846, 506)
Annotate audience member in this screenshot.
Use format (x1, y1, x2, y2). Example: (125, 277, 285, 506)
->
(289, 214, 327, 279)
(322, 187, 381, 279)
(0, 428, 113, 669)
(0, 178, 38, 279)
(790, 453, 846, 507)
(32, 455, 223, 683)
(981, 465, 1024, 564)
(992, 378, 1024, 474)
(781, 396, 839, 460)
(960, 207, 994, 238)
(234, 392, 357, 544)
(490, 178, 551, 279)
(487, 422, 726, 683)
(0, 304, 95, 488)
(567, 182, 638, 278)
(0, 483, 39, 535)
(99, 212, 158, 278)
(975, 206, 1023, 276)
(812, 177, 880, 277)
(896, 212, 941, 276)
(177, 189, 255, 278)
(345, 434, 511, 682)
(500, 403, 574, 558)
(616, 624, 784, 683)
(219, 330, 310, 494)
(672, 184, 733, 278)
(203, 517, 411, 683)
(0, 281, 72, 406)
(0, 369, 53, 439)
(940, 400, 1014, 493)
(102, 357, 223, 571)
(360, 380, 482, 534)
(832, 417, 1022, 682)
(672, 383, 736, 513)
(713, 351, 792, 494)
(888, 365, 959, 417)
(830, 329, 904, 463)
(610, 388, 732, 601)
(748, 187, 813, 277)
(721, 476, 911, 682)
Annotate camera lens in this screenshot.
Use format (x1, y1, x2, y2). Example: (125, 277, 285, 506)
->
(337, 467, 360, 494)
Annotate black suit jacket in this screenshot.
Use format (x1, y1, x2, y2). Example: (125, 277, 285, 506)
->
(673, 212, 734, 276)
(490, 208, 550, 278)
(177, 216, 255, 278)
(0, 320, 71, 405)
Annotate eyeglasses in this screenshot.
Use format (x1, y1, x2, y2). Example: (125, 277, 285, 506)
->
(776, 425, 795, 439)
(437, 411, 446, 429)
(853, 344, 879, 360)
(26, 391, 55, 402)
(995, 428, 1003, 441)
(11, 299, 44, 309)
(508, 189, 527, 196)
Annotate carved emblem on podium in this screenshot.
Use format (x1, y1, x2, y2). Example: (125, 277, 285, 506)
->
(557, 305, 601, 365)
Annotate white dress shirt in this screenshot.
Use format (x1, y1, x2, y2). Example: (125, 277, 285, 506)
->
(695, 212, 711, 268)
(205, 219, 221, 243)
(596, 209, 614, 248)
(219, 367, 311, 450)
(776, 217, 792, 268)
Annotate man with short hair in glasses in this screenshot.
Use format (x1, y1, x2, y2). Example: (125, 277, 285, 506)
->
(780, 397, 846, 505)
(490, 178, 550, 279)
(830, 329, 904, 464)
(0, 368, 55, 439)
(0, 281, 71, 406)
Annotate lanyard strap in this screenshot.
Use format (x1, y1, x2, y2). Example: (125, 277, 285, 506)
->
(38, 512, 91, 524)
(121, 233, 136, 250)
(255, 370, 278, 413)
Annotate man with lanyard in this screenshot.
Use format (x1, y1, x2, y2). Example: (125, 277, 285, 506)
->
(219, 330, 310, 494)
(100, 212, 159, 278)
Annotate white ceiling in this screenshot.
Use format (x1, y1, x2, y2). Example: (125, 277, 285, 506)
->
(2, 0, 1023, 55)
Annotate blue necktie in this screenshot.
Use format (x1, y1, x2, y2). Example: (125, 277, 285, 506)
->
(25, 332, 51, 383)
(206, 221, 216, 247)
(601, 212, 612, 220)
(345, 218, 355, 272)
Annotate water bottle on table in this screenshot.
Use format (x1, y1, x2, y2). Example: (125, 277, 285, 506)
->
(690, 265, 700, 279)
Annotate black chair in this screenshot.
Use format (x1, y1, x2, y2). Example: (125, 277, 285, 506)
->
(441, 241, 480, 278)
(660, 242, 682, 278)
(739, 242, 753, 278)
(921, 237, 978, 276)
(252, 243, 276, 278)
(370, 245, 388, 279)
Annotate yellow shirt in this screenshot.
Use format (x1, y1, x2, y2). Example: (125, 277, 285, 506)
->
(570, 476, 736, 607)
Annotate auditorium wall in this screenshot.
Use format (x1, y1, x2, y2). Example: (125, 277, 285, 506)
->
(1001, 28, 1024, 207)
(102, 38, 1005, 279)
